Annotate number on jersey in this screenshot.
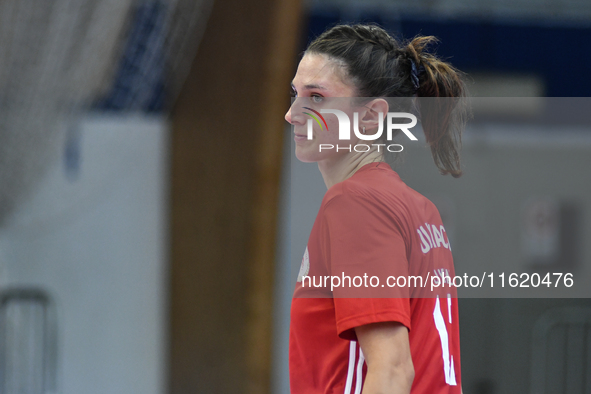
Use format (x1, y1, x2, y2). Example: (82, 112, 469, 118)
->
(433, 295, 457, 386)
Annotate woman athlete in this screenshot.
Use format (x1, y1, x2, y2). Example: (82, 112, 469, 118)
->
(286, 24, 466, 394)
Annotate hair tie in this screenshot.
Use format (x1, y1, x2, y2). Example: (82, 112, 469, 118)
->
(410, 60, 424, 92)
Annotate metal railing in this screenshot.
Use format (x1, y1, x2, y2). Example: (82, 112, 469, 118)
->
(0, 288, 57, 394)
(531, 307, 591, 394)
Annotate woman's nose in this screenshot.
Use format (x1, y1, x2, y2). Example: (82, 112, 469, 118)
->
(286, 98, 304, 125)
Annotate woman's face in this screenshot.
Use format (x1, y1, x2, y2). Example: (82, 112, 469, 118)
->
(285, 53, 359, 163)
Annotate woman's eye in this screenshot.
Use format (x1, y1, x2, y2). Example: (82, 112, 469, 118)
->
(311, 95, 323, 103)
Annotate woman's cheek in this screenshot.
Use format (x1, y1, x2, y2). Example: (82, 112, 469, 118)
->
(324, 127, 341, 144)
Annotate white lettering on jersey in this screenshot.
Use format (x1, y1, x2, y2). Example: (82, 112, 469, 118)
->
(434, 268, 452, 286)
(417, 224, 451, 254)
(297, 246, 310, 282)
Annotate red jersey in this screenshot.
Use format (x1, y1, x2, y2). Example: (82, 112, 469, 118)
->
(290, 162, 461, 394)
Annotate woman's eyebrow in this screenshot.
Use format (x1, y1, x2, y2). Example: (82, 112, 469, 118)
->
(304, 83, 327, 90)
(291, 82, 328, 91)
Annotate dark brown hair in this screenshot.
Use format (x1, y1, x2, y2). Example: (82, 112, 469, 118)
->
(306, 24, 467, 177)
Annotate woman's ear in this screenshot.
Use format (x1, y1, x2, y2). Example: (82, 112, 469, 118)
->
(360, 98, 389, 131)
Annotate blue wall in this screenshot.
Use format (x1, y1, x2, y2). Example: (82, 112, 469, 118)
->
(306, 12, 591, 97)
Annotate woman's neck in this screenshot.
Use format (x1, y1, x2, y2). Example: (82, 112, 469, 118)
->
(317, 150, 384, 189)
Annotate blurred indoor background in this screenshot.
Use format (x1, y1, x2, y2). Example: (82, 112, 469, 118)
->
(0, 0, 590, 393)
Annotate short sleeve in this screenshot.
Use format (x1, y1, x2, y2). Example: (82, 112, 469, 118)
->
(323, 190, 412, 340)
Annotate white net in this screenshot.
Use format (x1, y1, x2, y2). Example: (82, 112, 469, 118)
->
(0, 0, 214, 224)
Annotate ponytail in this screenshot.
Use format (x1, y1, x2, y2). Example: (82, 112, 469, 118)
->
(405, 36, 467, 178)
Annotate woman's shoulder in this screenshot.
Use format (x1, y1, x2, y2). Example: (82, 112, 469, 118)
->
(325, 162, 436, 216)
(342, 162, 412, 200)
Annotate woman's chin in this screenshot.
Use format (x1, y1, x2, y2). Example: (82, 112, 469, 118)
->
(294, 147, 320, 163)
